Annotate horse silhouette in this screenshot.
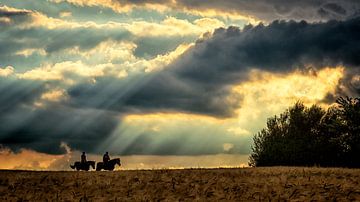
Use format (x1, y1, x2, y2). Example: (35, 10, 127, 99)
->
(96, 158, 121, 171)
(70, 161, 96, 171)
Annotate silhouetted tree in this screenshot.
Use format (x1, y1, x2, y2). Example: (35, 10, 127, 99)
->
(335, 97, 360, 167)
(249, 97, 360, 167)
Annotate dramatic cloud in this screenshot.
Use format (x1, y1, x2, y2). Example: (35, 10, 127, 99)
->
(170, 18, 360, 82)
(68, 17, 360, 117)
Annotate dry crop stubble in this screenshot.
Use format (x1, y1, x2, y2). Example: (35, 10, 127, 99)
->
(0, 167, 359, 201)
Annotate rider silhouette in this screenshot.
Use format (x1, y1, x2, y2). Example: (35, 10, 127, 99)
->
(103, 152, 110, 165)
(81, 152, 87, 164)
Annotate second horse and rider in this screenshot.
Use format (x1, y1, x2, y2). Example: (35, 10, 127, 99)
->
(70, 151, 121, 171)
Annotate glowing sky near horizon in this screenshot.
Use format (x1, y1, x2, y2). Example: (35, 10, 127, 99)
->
(1, 0, 360, 170)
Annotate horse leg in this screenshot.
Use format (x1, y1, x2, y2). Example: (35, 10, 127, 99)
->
(108, 165, 115, 171)
(96, 164, 101, 171)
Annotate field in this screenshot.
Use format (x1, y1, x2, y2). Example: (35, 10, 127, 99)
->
(1, 167, 360, 201)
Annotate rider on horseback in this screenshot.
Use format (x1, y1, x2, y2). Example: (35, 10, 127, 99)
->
(103, 152, 110, 166)
(70, 152, 95, 171)
(81, 152, 87, 164)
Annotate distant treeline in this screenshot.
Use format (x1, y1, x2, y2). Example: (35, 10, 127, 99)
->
(249, 97, 360, 168)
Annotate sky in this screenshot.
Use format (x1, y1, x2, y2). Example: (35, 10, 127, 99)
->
(0, 0, 360, 170)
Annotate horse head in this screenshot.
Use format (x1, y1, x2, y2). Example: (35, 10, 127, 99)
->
(115, 158, 121, 166)
(70, 161, 81, 170)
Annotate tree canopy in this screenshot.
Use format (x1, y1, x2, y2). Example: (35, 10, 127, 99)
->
(249, 97, 360, 167)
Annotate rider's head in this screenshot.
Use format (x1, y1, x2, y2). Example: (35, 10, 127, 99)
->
(106, 152, 108, 154)
(82, 152, 85, 155)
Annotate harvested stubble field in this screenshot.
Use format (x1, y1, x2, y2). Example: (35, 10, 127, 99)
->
(0, 167, 360, 201)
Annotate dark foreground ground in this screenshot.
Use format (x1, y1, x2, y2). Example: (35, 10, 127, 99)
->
(0, 167, 360, 201)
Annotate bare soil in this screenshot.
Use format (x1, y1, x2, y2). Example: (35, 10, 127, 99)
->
(0, 167, 360, 201)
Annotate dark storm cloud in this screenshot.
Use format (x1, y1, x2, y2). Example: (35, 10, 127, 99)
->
(69, 17, 360, 118)
(164, 17, 360, 103)
(172, 18, 360, 82)
(0, 77, 119, 154)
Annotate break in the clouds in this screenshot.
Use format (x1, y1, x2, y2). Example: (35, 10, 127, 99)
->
(0, 1, 360, 169)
